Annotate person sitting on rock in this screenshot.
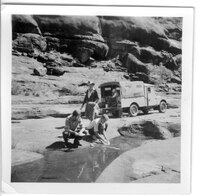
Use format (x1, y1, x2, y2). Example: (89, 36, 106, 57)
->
(62, 110, 85, 148)
(86, 114, 110, 145)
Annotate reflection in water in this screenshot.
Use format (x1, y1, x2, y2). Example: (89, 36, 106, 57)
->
(38, 146, 119, 182)
(11, 135, 147, 182)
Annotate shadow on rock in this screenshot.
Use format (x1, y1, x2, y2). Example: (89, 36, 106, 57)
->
(46, 141, 66, 150)
(46, 141, 81, 150)
(82, 135, 94, 143)
(55, 126, 65, 129)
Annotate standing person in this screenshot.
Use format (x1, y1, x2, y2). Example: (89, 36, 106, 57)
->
(62, 110, 84, 148)
(108, 88, 122, 118)
(110, 88, 120, 107)
(86, 114, 110, 145)
(80, 81, 99, 121)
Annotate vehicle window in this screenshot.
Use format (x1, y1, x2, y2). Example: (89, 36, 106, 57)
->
(101, 86, 120, 97)
(102, 87, 112, 97)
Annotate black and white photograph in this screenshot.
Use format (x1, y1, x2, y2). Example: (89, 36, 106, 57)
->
(1, 4, 194, 194)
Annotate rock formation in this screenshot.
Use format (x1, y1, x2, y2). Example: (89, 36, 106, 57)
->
(12, 15, 182, 90)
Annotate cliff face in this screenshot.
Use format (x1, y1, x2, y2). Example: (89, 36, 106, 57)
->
(12, 15, 182, 97)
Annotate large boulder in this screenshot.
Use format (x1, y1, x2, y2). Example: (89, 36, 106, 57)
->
(100, 16, 167, 44)
(122, 53, 150, 74)
(32, 15, 109, 59)
(136, 46, 163, 64)
(12, 15, 41, 35)
(59, 38, 109, 59)
(33, 67, 47, 76)
(108, 40, 171, 66)
(12, 33, 47, 54)
(100, 16, 182, 57)
(12, 15, 109, 60)
(46, 66, 67, 76)
(33, 15, 102, 39)
(108, 40, 140, 58)
(170, 75, 181, 84)
(37, 52, 72, 67)
(75, 47, 94, 63)
(154, 38, 181, 55)
(173, 54, 182, 68)
(163, 57, 179, 70)
(154, 17, 182, 41)
(45, 36, 60, 51)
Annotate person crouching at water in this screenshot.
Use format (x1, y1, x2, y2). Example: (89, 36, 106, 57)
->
(62, 110, 85, 148)
(86, 114, 110, 145)
(80, 81, 99, 121)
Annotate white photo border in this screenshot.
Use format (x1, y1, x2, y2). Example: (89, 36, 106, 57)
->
(1, 4, 193, 194)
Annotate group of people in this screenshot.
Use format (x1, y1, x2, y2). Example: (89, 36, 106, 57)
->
(62, 81, 111, 148)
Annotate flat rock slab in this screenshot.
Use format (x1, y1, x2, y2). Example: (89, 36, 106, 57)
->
(12, 149, 43, 166)
(96, 137, 180, 183)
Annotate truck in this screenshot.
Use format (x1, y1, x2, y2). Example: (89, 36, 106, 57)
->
(98, 81, 167, 117)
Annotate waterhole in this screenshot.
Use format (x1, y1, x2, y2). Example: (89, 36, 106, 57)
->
(11, 135, 148, 182)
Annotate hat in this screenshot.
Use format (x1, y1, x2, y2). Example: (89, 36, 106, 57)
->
(88, 81, 95, 86)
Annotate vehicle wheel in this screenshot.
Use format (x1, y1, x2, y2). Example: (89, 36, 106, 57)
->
(142, 109, 149, 114)
(158, 101, 167, 113)
(129, 103, 139, 117)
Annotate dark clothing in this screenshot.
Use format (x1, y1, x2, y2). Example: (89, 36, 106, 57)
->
(62, 131, 82, 147)
(82, 89, 99, 105)
(82, 89, 99, 121)
(108, 91, 120, 107)
(85, 103, 96, 121)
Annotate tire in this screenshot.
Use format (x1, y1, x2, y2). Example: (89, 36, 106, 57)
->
(158, 101, 167, 113)
(142, 109, 149, 114)
(129, 103, 139, 117)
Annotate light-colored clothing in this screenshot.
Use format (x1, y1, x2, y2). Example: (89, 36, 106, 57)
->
(86, 118, 107, 133)
(86, 118, 110, 145)
(63, 115, 83, 147)
(65, 115, 82, 132)
(87, 88, 94, 98)
(86, 118, 101, 133)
